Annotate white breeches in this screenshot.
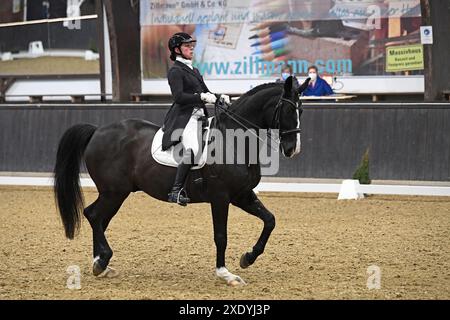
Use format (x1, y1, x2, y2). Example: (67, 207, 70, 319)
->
(181, 108, 205, 157)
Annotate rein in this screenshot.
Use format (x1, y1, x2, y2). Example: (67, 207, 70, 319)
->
(214, 100, 273, 147)
(214, 91, 302, 143)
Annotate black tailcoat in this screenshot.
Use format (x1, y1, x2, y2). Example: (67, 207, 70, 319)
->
(162, 60, 210, 150)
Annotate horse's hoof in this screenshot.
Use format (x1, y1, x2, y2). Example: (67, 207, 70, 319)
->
(240, 253, 251, 269)
(228, 276, 247, 287)
(97, 267, 119, 278)
(92, 259, 105, 276)
(228, 279, 243, 287)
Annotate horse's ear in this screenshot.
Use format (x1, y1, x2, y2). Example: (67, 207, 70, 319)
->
(298, 77, 311, 94)
(283, 76, 293, 94)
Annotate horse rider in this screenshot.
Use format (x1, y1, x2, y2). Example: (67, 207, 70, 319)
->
(162, 32, 230, 206)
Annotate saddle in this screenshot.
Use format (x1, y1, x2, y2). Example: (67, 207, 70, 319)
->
(151, 117, 214, 170)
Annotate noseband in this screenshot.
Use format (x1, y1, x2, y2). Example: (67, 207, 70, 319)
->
(272, 94, 302, 137)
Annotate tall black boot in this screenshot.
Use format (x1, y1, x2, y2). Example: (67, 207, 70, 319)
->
(168, 162, 193, 206)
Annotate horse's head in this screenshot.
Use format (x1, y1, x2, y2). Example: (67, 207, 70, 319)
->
(226, 78, 302, 158)
(274, 76, 302, 158)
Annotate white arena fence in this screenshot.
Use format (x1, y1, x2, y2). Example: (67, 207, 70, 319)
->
(1, 176, 449, 199)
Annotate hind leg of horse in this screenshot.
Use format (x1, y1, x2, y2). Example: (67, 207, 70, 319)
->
(232, 191, 275, 269)
(211, 199, 246, 286)
(83, 192, 129, 276)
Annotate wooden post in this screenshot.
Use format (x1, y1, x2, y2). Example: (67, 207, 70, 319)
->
(95, 0, 106, 102)
(420, 0, 450, 101)
(0, 77, 16, 99)
(103, 0, 141, 102)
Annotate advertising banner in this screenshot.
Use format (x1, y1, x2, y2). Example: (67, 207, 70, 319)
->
(140, 0, 422, 80)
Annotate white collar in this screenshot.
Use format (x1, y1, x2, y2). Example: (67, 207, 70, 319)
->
(176, 56, 193, 69)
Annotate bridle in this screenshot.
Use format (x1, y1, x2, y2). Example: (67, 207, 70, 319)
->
(271, 93, 302, 137)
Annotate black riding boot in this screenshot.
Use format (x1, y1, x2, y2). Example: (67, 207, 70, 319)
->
(168, 162, 193, 206)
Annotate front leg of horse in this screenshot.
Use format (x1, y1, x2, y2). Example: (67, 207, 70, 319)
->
(211, 199, 246, 286)
(232, 191, 276, 269)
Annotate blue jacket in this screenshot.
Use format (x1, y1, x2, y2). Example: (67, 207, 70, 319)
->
(303, 77, 334, 96)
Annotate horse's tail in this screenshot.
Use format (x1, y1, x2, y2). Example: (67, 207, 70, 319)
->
(53, 124, 97, 239)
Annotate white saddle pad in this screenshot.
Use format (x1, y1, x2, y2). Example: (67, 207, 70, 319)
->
(151, 117, 213, 170)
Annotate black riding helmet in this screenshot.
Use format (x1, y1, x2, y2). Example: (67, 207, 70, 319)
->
(168, 32, 196, 61)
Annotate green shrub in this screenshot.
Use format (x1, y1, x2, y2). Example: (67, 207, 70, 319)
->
(353, 149, 371, 184)
(89, 39, 98, 53)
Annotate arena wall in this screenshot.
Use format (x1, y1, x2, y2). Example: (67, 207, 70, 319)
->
(0, 103, 449, 181)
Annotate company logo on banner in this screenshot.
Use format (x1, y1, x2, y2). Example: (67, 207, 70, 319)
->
(140, 0, 422, 80)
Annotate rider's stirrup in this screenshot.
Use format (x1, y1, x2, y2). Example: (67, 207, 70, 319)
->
(168, 188, 190, 206)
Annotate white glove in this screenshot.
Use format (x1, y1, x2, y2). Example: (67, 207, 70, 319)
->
(220, 94, 231, 105)
(200, 92, 217, 104)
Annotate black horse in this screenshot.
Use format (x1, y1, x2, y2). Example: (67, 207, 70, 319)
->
(54, 76, 304, 285)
